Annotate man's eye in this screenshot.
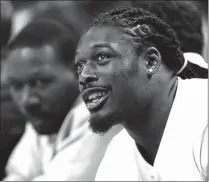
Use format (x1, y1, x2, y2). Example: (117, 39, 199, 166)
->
(35, 80, 44, 87)
(31, 79, 47, 88)
(96, 52, 111, 62)
(76, 62, 85, 74)
(11, 82, 23, 90)
(33, 78, 53, 88)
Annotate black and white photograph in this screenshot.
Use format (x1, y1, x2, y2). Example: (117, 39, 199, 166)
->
(0, 0, 208, 181)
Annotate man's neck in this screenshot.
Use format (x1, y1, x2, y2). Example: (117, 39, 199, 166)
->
(125, 78, 178, 165)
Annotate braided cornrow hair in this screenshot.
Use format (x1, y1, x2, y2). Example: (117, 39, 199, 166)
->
(91, 7, 207, 79)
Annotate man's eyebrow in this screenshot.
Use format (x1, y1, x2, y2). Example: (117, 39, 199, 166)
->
(30, 71, 54, 78)
(76, 42, 116, 55)
(7, 76, 23, 83)
(91, 43, 117, 52)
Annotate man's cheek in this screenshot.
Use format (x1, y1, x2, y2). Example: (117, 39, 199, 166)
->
(41, 93, 56, 107)
(12, 95, 21, 107)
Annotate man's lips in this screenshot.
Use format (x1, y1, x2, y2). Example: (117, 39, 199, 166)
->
(82, 87, 111, 111)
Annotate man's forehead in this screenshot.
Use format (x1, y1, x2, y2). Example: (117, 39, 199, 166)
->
(5, 61, 53, 80)
(5, 45, 58, 79)
(77, 25, 134, 54)
(7, 45, 56, 65)
(81, 26, 125, 44)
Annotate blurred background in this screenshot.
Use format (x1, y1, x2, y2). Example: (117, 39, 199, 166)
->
(0, 0, 208, 180)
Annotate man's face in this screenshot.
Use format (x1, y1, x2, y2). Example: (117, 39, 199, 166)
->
(5, 45, 79, 135)
(75, 25, 149, 134)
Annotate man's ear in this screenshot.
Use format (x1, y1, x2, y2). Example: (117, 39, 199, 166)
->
(144, 47, 161, 78)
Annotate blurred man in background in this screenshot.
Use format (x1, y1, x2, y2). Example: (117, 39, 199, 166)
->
(2, 19, 89, 181)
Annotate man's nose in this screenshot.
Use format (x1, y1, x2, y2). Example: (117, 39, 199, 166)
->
(21, 86, 41, 112)
(79, 62, 98, 86)
(24, 97, 41, 112)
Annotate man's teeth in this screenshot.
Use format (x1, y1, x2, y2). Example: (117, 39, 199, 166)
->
(87, 102, 97, 108)
(87, 92, 106, 102)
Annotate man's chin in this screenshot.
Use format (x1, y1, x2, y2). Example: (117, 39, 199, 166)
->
(88, 111, 118, 134)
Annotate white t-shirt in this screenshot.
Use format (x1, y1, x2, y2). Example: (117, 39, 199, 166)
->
(96, 78, 208, 181)
(4, 98, 123, 181)
(3, 99, 89, 181)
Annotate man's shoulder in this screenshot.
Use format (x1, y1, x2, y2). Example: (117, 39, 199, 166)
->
(96, 129, 137, 181)
(179, 78, 207, 118)
(176, 78, 208, 141)
(112, 129, 134, 145)
(175, 78, 208, 180)
(179, 78, 207, 96)
(101, 129, 134, 155)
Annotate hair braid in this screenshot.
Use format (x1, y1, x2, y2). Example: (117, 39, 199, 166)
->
(91, 7, 207, 79)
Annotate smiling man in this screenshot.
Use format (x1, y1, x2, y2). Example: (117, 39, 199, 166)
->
(75, 7, 208, 181)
